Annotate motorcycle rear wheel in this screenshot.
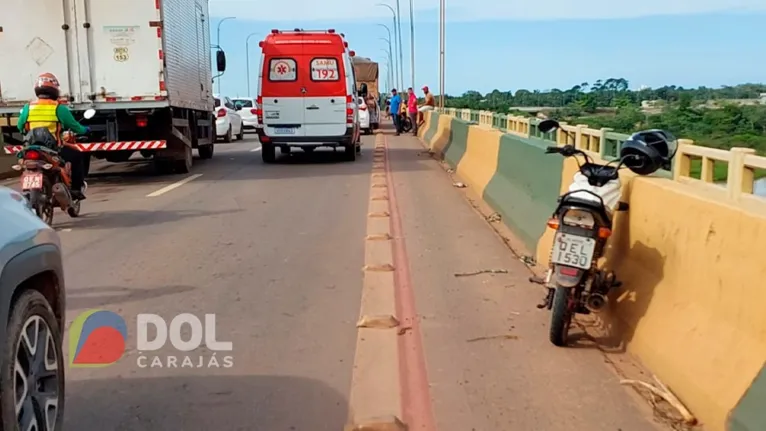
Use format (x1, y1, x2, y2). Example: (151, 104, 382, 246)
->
(549, 286, 574, 347)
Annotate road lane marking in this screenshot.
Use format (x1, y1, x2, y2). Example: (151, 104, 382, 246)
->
(146, 174, 202, 197)
(250, 146, 262, 152)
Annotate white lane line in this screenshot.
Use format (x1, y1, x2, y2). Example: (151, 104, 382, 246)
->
(250, 146, 262, 152)
(146, 174, 203, 197)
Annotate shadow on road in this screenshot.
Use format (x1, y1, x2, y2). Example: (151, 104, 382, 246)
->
(55, 208, 243, 230)
(65, 374, 348, 430)
(66, 285, 196, 309)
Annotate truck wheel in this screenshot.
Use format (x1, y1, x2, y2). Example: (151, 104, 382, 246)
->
(198, 143, 214, 159)
(223, 126, 233, 143)
(175, 145, 193, 173)
(262, 143, 276, 163)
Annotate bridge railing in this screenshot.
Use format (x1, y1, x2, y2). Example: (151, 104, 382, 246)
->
(437, 107, 766, 202)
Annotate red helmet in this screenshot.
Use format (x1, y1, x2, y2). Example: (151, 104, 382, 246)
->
(34, 72, 61, 99)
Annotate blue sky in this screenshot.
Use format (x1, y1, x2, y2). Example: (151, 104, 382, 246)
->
(209, 4, 765, 97)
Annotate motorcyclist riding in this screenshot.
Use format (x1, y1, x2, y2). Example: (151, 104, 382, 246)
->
(16, 72, 89, 200)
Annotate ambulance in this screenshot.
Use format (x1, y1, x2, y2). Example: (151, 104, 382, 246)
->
(254, 29, 361, 162)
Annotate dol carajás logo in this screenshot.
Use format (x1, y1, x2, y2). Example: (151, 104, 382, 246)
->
(69, 309, 128, 367)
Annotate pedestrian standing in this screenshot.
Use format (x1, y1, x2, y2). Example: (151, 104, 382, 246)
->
(389, 89, 402, 135)
(407, 87, 419, 135)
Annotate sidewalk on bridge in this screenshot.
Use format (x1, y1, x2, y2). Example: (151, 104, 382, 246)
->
(383, 130, 672, 430)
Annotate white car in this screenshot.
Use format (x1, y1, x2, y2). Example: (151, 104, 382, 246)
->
(357, 97, 372, 135)
(214, 95, 244, 142)
(233, 98, 259, 132)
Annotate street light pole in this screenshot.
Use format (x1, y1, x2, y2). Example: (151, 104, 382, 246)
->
(379, 37, 394, 88)
(377, 24, 395, 88)
(377, 4, 400, 90)
(215, 16, 236, 94)
(245, 33, 260, 96)
(394, 0, 405, 92)
(380, 48, 394, 92)
(408, 0, 415, 91)
(438, 0, 445, 108)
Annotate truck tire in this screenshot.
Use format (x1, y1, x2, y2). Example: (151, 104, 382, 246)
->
(262, 143, 276, 163)
(175, 145, 193, 173)
(198, 143, 214, 159)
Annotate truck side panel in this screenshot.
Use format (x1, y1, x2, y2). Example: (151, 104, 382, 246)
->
(84, 0, 164, 102)
(0, 0, 72, 107)
(161, 0, 213, 112)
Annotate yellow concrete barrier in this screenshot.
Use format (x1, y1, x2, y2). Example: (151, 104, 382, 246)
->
(455, 125, 502, 198)
(429, 114, 453, 155)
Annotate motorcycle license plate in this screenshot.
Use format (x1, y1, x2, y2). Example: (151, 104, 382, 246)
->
(551, 232, 596, 270)
(21, 173, 43, 190)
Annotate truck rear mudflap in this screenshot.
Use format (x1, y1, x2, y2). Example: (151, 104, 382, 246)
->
(4, 141, 166, 154)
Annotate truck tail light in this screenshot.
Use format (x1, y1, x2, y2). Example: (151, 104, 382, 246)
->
(136, 115, 148, 127)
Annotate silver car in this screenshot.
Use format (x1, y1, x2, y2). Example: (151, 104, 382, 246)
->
(0, 186, 66, 430)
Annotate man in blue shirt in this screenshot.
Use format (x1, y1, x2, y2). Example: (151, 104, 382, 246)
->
(388, 89, 402, 135)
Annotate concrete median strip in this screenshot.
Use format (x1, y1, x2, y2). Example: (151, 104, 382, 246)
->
(346, 132, 405, 431)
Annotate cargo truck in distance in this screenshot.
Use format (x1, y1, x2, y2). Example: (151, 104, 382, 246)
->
(352, 57, 380, 131)
(0, 0, 225, 174)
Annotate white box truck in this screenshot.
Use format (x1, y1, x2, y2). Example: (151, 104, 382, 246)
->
(0, 0, 226, 174)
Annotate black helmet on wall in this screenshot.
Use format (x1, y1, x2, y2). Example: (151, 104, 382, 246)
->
(619, 129, 678, 175)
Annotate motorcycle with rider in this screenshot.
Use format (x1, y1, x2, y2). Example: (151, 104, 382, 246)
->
(11, 72, 93, 224)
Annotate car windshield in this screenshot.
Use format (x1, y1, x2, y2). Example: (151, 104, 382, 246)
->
(233, 99, 253, 108)
(214, 98, 221, 108)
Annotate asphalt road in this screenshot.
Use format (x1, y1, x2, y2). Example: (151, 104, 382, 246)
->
(6, 132, 667, 430)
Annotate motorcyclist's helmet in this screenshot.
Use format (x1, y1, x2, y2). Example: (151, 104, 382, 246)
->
(619, 129, 678, 175)
(34, 72, 61, 100)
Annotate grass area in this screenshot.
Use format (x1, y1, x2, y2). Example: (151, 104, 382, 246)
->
(688, 159, 766, 182)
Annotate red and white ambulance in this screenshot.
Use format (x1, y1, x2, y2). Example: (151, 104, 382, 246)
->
(254, 29, 361, 162)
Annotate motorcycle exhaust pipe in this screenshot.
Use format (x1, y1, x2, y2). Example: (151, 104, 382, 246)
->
(585, 293, 608, 312)
(51, 183, 72, 209)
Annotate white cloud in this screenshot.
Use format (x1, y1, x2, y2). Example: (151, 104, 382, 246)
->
(209, 0, 766, 22)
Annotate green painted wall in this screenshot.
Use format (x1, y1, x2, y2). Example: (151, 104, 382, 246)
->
(443, 118, 469, 169)
(423, 112, 440, 144)
(728, 363, 766, 431)
(483, 134, 564, 252)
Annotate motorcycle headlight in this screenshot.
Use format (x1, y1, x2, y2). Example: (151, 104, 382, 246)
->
(562, 208, 595, 228)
